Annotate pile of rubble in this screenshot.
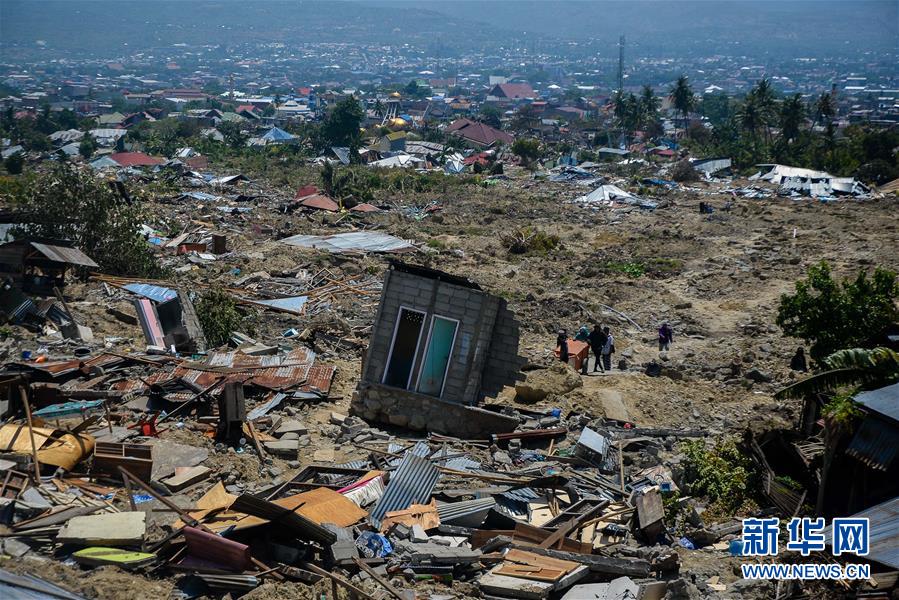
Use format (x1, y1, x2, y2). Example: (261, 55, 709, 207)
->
(0, 332, 750, 599)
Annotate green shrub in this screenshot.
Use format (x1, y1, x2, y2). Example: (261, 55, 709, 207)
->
(681, 438, 758, 513)
(822, 390, 864, 426)
(196, 290, 247, 348)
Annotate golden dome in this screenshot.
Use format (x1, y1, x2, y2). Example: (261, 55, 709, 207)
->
(388, 117, 407, 128)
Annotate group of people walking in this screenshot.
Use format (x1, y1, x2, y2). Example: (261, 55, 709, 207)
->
(556, 321, 675, 372)
(556, 324, 615, 372)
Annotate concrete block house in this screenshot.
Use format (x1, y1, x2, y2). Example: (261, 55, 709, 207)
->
(352, 262, 525, 437)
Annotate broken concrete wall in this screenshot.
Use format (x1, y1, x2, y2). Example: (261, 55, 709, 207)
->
(351, 381, 518, 437)
(361, 266, 505, 405)
(480, 300, 527, 399)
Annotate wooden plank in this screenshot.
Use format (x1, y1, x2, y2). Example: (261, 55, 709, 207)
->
(505, 549, 579, 573)
(495, 564, 565, 582)
(353, 557, 406, 600)
(509, 544, 652, 578)
(480, 570, 553, 599)
(161, 466, 211, 492)
(636, 489, 664, 530)
(513, 523, 593, 554)
(539, 516, 578, 549)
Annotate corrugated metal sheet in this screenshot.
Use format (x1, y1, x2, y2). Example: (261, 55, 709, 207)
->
(443, 457, 482, 472)
(846, 417, 899, 471)
(824, 496, 899, 570)
(123, 283, 177, 303)
(29, 242, 98, 268)
(436, 497, 495, 527)
(336, 460, 371, 470)
(0, 568, 87, 600)
(245, 296, 308, 315)
(369, 453, 440, 528)
(855, 383, 899, 422)
(498, 487, 540, 503)
(299, 364, 336, 394)
(246, 393, 288, 421)
(280, 231, 416, 254)
(15, 353, 126, 378)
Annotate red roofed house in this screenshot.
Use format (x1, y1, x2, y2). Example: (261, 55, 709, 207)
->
(236, 105, 261, 120)
(108, 152, 164, 168)
(487, 83, 536, 103)
(445, 118, 514, 149)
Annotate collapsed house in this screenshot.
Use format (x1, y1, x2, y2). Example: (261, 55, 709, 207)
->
(352, 262, 525, 437)
(691, 157, 732, 178)
(752, 164, 871, 198)
(0, 238, 98, 296)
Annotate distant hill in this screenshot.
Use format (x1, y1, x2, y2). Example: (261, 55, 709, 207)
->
(0, 0, 500, 57)
(1, 0, 895, 60)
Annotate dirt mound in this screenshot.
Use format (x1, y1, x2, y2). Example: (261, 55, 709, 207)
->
(514, 362, 583, 402)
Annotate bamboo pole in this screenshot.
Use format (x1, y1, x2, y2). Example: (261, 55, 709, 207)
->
(19, 386, 42, 485)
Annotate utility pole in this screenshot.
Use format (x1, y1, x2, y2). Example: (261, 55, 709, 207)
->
(617, 35, 625, 94)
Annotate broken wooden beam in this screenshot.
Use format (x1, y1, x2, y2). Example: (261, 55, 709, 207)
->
(509, 544, 651, 578)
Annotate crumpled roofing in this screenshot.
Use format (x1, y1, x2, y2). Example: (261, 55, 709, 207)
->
(280, 231, 416, 254)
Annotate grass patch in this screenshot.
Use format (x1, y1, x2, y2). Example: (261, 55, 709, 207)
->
(501, 227, 560, 255)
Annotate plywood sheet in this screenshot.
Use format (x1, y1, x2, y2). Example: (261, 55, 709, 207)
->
(276, 487, 367, 527)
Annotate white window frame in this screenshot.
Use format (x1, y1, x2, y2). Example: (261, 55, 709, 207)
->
(415, 314, 460, 398)
(382, 306, 427, 390)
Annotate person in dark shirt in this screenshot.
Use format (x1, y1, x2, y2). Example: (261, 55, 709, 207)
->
(658, 322, 674, 351)
(790, 347, 808, 372)
(557, 330, 569, 364)
(588, 324, 607, 372)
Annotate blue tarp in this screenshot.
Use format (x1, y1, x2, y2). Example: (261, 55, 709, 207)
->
(123, 283, 178, 303)
(33, 400, 105, 418)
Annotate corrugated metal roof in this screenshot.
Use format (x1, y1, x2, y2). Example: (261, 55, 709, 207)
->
(29, 242, 98, 268)
(855, 383, 899, 423)
(824, 496, 899, 570)
(498, 487, 540, 503)
(436, 497, 495, 527)
(846, 417, 899, 471)
(280, 231, 416, 254)
(369, 453, 440, 528)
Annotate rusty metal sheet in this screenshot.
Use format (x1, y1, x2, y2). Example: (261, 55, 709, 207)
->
(29, 242, 99, 268)
(300, 364, 336, 395)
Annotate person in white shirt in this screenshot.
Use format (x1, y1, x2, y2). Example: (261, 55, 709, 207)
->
(601, 327, 614, 371)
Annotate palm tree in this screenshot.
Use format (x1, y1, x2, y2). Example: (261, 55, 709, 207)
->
(639, 85, 660, 130)
(736, 94, 764, 154)
(779, 93, 805, 142)
(749, 79, 777, 143)
(813, 92, 836, 128)
(775, 347, 899, 400)
(669, 75, 695, 135)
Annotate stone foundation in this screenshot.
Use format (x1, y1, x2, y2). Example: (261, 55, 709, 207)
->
(351, 382, 519, 438)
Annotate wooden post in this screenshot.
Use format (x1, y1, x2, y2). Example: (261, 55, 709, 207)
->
(103, 402, 114, 434)
(19, 386, 42, 485)
(618, 440, 625, 494)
